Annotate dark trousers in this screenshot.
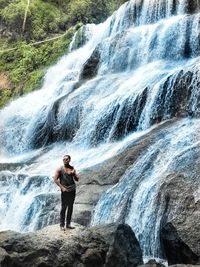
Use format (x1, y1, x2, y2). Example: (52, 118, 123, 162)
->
(60, 190, 76, 227)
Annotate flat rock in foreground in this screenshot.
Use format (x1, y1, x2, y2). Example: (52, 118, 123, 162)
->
(0, 223, 143, 267)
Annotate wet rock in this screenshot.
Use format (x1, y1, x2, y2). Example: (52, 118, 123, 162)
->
(170, 265, 200, 267)
(20, 175, 50, 194)
(0, 247, 9, 264)
(104, 224, 143, 267)
(0, 171, 25, 185)
(89, 103, 120, 146)
(150, 70, 195, 126)
(0, 163, 26, 172)
(110, 87, 148, 141)
(73, 120, 176, 225)
(186, 0, 200, 14)
(138, 259, 165, 267)
(55, 104, 82, 142)
(70, 25, 91, 51)
(21, 193, 60, 231)
(161, 222, 200, 265)
(0, 223, 143, 267)
(30, 92, 82, 149)
(80, 47, 101, 80)
(138, 261, 200, 267)
(159, 174, 200, 265)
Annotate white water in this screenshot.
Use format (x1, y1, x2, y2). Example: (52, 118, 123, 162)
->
(0, 0, 200, 259)
(91, 118, 200, 257)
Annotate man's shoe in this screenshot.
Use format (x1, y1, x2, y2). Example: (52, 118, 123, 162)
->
(60, 226, 66, 231)
(66, 225, 75, 229)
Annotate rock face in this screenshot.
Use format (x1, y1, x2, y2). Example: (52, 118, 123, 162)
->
(74, 120, 175, 226)
(0, 223, 143, 267)
(138, 259, 166, 267)
(161, 221, 200, 265)
(80, 47, 101, 80)
(1, 119, 200, 266)
(138, 261, 200, 267)
(159, 174, 200, 265)
(0, 120, 167, 230)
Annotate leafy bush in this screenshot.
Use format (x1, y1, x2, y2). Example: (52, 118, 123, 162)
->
(0, 0, 127, 107)
(0, 0, 67, 41)
(0, 27, 73, 101)
(0, 89, 12, 107)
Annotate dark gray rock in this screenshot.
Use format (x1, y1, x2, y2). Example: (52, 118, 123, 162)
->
(80, 47, 101, 80)
(161, 222, 199, 265)
(138, 261, 200, 267)
(0, 223, 143, 267)
(186, 0, 200, 14)
(170, 265, 200, 267)
(73, 120, 175, 226)
(104, 224, 143, 267)
(138, 259, 166, 267)
(159, 174, 200, 265)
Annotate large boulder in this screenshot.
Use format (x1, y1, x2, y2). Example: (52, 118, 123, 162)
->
(160, 174, 200, 265)
(0, 223, 143, 267)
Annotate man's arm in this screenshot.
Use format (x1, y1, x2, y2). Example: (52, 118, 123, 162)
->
(71, 168, 79, 182)
(53, 167, 66, 192)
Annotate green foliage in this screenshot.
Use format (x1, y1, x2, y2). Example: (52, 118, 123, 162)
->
(0, 0, 13, 9)
(0, 0, 66, 41)
(0, 28, 73, 98)
(107, 0, 128, 15)
(23, 68, 44, 93)
(0, 89, 12, 108)
(30, 1, 63, 40)
(0, 0, 127, 107)
(66, 0, 127, 24)
(1, 1, 26, 37)
(67, 0, 108, 25)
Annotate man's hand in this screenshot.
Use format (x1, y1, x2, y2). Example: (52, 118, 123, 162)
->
(53, 168, 68, 192)
(70, 168, 75, 174)
(71, 168, 79, 181)
(61, 187, 67, 192)
(74, 175, 79, 181)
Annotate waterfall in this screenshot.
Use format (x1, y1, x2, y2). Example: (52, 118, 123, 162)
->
(91, 118, 200, 258)
(1, 1, 199, 154)
(0, 0, 200, 260)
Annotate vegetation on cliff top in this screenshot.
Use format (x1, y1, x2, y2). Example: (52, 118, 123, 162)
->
(0, 0, 127, 108)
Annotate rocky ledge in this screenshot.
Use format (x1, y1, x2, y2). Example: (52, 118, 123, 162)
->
(0, 223, 143, 267)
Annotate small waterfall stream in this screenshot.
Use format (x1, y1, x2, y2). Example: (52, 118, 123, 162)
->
(0, 0, 200, 259)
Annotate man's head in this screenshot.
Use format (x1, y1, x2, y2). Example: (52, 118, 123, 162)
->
(63, 155, 71, 167)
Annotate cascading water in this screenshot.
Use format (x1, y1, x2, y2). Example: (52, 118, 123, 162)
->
(91, 118, 200, 258)
(0, 0, 200, 260)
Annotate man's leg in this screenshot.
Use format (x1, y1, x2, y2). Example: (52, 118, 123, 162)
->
(66, 190, 76, 228)
(60, 192, 67, 228)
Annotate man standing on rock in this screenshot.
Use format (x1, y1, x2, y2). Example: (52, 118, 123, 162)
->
(53, 155, 79, 231)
